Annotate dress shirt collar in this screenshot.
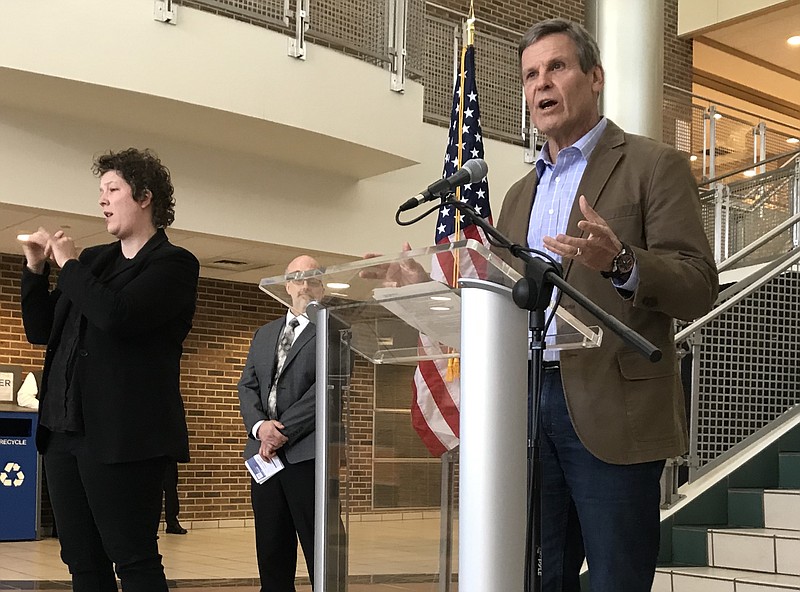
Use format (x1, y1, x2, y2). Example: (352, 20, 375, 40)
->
(535, 116, 609, 177)
(285, 311, 310, 335)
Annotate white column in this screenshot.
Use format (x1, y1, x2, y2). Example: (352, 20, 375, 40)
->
(458, 279, 528, 592)
(587, 0, 665, 140)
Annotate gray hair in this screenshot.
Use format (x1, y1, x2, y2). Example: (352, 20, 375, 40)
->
(518, 18, 602, 74)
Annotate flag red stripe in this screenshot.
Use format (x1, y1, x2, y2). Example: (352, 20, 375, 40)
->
(410, 391, 448, 458)
(416, 360, 460, 436)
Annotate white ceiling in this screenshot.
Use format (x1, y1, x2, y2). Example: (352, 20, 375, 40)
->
(702, 3, 800, 76)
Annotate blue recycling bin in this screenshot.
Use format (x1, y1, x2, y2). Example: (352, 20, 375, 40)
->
(0, 409, 40, 541)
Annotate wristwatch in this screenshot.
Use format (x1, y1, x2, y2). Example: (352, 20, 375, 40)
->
(601, 243, 635, 280)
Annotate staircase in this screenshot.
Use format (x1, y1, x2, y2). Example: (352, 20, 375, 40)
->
(655, 414, 800, 590)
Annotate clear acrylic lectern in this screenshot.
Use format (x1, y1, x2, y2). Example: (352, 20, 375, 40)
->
(258, 239, 602, 592)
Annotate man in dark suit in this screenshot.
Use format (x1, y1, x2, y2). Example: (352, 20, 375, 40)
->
(238, 255, 325, 592)
(495, 19, 718, 592)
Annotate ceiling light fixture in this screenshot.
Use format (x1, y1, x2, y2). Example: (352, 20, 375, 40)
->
(743, 169, 757, 178)
(787, 137, 800, 144)
(689, 155, 698, 162)
(326, 282, 350, 290)
(787, 35, 800, 46)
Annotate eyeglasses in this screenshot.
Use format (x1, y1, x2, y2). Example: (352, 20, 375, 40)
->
(286, 270, 323, 287)
(288, 278, 323, 287)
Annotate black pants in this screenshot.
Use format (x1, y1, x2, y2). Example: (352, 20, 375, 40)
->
(251, 458, 316, 592)
(162, 460, 180, 525)
(43, 432, 169, 592)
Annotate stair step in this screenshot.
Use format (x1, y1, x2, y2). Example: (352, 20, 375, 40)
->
(707, 527, 800, 575)
(655, 566, 800, 591)
(729, 488, 765, 527)
(672, 525, 713, 566)
(764, 490, 800, 530)
(779, 453, 800, 489)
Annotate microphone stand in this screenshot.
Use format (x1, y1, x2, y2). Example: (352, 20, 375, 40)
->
(431, 197, 661, 592)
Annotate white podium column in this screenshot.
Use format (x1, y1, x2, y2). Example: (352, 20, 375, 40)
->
(459, 279, 528, 592)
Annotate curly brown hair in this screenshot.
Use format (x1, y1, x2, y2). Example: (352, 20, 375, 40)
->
(92, 148, 176, 228)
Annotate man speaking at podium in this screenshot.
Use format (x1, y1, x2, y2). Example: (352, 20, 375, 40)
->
(495, 18, 718, 592)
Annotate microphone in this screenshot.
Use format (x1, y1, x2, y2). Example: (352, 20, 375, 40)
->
(398, 158, 488, 212)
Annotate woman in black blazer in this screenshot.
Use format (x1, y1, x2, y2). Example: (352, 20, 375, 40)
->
(19, 148, 199, 592)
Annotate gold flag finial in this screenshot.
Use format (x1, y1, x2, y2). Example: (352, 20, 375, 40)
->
(466, 0, 476, 47)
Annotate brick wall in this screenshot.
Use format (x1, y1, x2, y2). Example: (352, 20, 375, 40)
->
(0, 254, 382, 528)
(664, 0, 692, 92)
(346, 357, 377, 511)
(0, 254, 45, 371)
(432, 0, 584, 40)
(662, 0, 694, 149)
(432, 0, 689, 91)
(178, 276, 285, 521)
(0, 251, 382, 523)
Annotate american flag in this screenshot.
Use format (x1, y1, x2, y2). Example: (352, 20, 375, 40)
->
(411, 43, 492, 457)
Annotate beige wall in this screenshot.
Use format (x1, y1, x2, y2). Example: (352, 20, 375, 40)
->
(0, 0, 531, 260)
(678, 0, 794, 35)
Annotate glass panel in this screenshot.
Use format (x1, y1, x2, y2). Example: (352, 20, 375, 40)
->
(259, 239, 602, 363)
(375, 364, 416, 408)
(319, 304, 463, 590)
(373, 461, 442, 508)
(281, 242, 600, 591)
(374, 411, 432, 459)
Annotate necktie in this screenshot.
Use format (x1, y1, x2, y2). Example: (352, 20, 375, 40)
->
(268, 318, 300, 419)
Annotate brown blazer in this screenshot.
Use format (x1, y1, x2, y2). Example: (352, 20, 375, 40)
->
(495, 120, 718, 464)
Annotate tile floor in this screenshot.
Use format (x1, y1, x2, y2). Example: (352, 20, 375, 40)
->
(0, 517, 456, 591)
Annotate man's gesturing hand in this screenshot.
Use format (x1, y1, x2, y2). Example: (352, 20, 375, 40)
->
(542, 195, 622, 272)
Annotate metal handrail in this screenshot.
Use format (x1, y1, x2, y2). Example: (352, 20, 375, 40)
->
(701, 148, 800, 186)
(675, 247, 800, 342)
(717, 211, 800, 272)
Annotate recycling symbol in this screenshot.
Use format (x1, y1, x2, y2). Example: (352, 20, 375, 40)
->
(0, 462, 24, 487)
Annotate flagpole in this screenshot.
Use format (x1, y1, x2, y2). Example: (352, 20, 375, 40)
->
(466, 0, 475, 46)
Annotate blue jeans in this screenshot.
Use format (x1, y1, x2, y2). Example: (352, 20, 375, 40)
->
(537, 370, 665, 592)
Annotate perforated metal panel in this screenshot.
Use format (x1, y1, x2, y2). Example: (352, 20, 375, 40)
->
(422, 14, 521, 144)
(473, 31, 522, 143)
(693, 268, 800, 469)
(662, 86, 704, 177)
(177, 0, 287, 27)
(700, 167, 797, 266)
(404, 0, 426, 79)
(309, 0, 389, 64)
(423, 15, 457, 129)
